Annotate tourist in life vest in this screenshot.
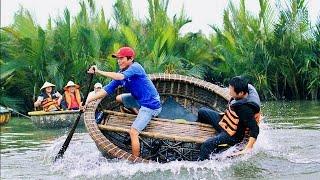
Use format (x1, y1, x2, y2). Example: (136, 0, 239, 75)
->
(85, 47, 162, 157)
(61, 81, 83, 110)
(86, 82, 104, 123)
(197, 76, 261, 160)
(34, 82, 62, 111)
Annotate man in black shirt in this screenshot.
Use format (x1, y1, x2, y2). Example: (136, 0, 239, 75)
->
(197, 76, 261, 160)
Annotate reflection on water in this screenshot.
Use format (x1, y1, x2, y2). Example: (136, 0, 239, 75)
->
(0, 118, 86, 152)
(262, 101, 320, 130)
(1, 101, 320, 179)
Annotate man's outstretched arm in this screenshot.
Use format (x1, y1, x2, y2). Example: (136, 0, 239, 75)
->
(88, 65, 125, 80)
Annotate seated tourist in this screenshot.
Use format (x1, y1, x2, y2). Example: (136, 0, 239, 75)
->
(61, 81, 83, 110)
(87, 82, 104, 123)
(197, 76, 262, 160)
(34, 81, 62, 111)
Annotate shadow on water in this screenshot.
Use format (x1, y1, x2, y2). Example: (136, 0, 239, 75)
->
(1, 101, 320, 179)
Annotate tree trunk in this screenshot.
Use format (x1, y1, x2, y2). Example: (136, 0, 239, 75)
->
(292, 77, 299, 99)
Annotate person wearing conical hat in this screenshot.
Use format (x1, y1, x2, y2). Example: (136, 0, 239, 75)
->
(34, 81, 62, 111)
(61, 81, 83, 110)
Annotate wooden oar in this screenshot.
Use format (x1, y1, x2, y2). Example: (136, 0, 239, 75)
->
(6, 107, 32, 119)
(54, 73, 94, 162)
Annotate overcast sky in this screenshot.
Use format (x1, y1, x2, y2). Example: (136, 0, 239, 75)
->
(1, 0, 319, 35)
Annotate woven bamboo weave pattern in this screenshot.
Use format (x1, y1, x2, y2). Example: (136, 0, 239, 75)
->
(99, 110, 216, 144)
(84, 103, 149, 163)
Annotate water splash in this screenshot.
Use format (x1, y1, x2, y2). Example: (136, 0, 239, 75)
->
(39, 117, 319, 179)
(3, 102, 320, 179)
(43, 133, 250, 179)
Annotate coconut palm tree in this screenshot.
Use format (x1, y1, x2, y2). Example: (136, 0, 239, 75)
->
(1, 0, 319, 112)
(209, 0, 275, 99)
(269, 0, 315, 99)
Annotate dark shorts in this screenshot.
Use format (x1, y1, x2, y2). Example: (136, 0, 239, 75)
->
(197, 107, 241, 160)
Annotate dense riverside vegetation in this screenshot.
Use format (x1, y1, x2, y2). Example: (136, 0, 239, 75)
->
(1, 0, 319, 112)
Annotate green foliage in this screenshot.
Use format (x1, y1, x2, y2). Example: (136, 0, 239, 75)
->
(210, 0, 319, 100)
(0, 0, 319, 111)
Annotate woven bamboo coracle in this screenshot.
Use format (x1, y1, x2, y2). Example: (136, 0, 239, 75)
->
(84, 73, 230, 163)
(28, 110, 84, 128)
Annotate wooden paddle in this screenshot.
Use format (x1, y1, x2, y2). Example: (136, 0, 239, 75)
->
(54, 73, 94, 162)
(6, 107, 32, 119)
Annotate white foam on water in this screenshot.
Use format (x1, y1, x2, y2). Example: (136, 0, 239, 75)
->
(267, 116, 320, 121)
(254, 122, 274, 152)
(254, 121, 320, 165)
(42, 120, 319, 179)
(43, 133, 247, 179)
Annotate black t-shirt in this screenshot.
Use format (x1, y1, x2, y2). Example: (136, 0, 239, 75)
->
(232, 104, 259, 139)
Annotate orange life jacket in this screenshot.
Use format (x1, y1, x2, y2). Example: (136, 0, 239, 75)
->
(218, 105, 262, 136)
(41, 98, 60, 112)
(64, 89, 81, 109)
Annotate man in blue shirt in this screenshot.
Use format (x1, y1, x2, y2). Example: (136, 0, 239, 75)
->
(86, 47, 162, 157)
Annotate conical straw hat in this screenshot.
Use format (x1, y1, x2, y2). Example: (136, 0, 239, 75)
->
(40, 81, 55, 90)
(64, 81, 80, 90)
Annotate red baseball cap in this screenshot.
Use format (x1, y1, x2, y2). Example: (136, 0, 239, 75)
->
(112, 47, 135, 59)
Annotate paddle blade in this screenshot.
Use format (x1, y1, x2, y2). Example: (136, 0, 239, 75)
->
(53, 72, 94, 162)
(54, 112, 83, 162)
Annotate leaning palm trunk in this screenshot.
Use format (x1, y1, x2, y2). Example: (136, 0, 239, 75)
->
(85, 73, 230, 163)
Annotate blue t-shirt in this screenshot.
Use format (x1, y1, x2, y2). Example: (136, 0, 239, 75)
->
(103, 62, 161, 110)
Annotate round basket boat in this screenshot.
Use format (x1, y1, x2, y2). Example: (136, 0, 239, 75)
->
(0, 107, 11, 125)
(84, 73, 230, 163)
(28, 110, 84, 128)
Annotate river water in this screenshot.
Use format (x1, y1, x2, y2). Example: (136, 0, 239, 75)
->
(1, 101, 319, 179)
